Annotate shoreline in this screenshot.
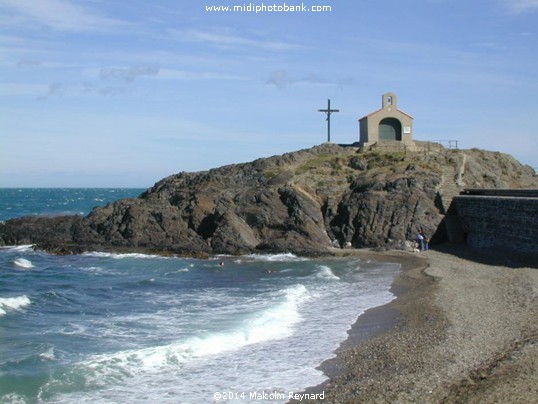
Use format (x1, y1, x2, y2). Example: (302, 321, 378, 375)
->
(3, 242, 537, 401)
(294, 245, 538, 403)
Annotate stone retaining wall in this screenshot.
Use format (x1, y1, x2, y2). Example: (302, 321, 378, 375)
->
(451, 195, 538, 253)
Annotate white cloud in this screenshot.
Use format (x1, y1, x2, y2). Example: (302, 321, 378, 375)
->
(100, 64, 160, 82)
(157, 68, 250, 81)
(37, 82, 68, 100)
(501, 0, 538, 13)
(16, 59, 42, 68)
(0, 83, 48, 96)
(174, 29, 303, 51)
(265, 70, 350, 89)
(0, 0, 128, 32)
(265, 70, 290, 88)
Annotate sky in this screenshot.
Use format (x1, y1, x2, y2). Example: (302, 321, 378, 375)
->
(1, 0, 537, 187)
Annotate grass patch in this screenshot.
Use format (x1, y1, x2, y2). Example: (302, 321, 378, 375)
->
(295, 153, 345, 175)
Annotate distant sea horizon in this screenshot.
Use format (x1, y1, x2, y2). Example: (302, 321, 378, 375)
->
(0, 188, 146, 222)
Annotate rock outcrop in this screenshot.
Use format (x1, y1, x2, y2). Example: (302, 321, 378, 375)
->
(1, 143, 536, 255)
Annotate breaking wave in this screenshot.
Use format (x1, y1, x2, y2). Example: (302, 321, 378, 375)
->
(82, 252, 164, 260)
(13, 258, 35, 269)
(241, 253, 309, 263)
(62, 284, 309, 384)
(0, 295, 31, 316)
(0, 245, 34, 252)
(315, 265, 340, 281)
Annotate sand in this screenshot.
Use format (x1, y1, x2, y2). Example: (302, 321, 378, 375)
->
(295, 245, 538, 403)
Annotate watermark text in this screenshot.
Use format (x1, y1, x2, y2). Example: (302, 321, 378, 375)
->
(205, 2, 333, 14)
(213, 390, 325, 401)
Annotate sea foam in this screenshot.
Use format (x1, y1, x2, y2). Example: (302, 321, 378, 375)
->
(13, 258, 35, 269)
(0, 245, 34, 252)
(0, 295, 31, 316)
(315, 265, 340, 281)
(78, 284, 310, 380)
(83, 251, 164, 260)
(242, 253, 309, 262)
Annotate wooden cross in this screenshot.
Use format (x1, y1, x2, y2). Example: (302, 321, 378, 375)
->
(318, 99, 339, 142)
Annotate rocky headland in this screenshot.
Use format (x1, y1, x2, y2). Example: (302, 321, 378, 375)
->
(1, 142, 537, 255)
(2, 142, 538, 403)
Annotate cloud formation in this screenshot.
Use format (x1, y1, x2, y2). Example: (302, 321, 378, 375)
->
(35, 64, 159, 100)
(17, 59, 41, 68)
(265, 70, 352, 90)
(501, 0, 538, 13)
(177, 29, 302, 51)
(100, 64, 160, 82)
(37, 81, 67, 100)
(266, 70, 290, 88)
(0, 0, 128, 32)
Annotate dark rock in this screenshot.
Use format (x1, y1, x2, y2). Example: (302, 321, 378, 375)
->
(1, 143, 537, 255)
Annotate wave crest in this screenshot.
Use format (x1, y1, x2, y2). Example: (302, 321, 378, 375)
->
(315, 265, 340, 281)
(83, 252, 164, 259)
(0, 295, 31, 316)
(13, 258, 34, 269)
(241, 253, 309, 262)
(72, 284, 310, 383)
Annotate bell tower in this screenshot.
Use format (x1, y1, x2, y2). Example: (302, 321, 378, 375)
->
(382, 92, 397, 111)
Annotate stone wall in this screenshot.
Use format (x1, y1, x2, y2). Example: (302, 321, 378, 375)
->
(451, 195, 538, 253)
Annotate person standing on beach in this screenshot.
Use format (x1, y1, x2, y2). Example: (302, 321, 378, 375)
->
(419, 230, 429, 251)
(416, 231, 425, 251)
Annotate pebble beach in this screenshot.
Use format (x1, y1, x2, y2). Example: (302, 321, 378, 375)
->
(297, 246, 538, 403)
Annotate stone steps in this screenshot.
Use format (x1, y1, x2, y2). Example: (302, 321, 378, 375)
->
(438, 164, 461, 214)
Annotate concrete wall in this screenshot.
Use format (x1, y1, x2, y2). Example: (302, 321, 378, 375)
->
(452, 195, 538, 253)
(359, 118, 369, 144)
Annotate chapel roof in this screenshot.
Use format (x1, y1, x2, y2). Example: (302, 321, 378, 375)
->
(359, 107, 414, 121)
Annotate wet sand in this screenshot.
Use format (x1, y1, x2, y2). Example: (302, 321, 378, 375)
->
(295, 245, 538, 403)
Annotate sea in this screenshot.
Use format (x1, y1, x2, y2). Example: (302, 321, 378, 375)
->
(0, 189, 400, 403)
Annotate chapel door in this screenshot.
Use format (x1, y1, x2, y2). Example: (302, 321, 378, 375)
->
(379, 118, 402, 141)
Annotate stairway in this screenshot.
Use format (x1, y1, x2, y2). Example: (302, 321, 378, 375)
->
(438, 163, 461, 214)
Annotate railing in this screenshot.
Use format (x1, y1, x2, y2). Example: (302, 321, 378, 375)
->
(362, 139, 459, 156)
(410, 140, 459, 156)
(430, 140, 458, 149)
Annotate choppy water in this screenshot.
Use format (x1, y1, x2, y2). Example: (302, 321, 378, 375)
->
(0, 188, 145, 222)
(0, 189, 400, 403)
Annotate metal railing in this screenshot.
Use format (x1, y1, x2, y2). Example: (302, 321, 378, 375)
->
(430, 140, 458, 149)
(362, 139, 460, 156)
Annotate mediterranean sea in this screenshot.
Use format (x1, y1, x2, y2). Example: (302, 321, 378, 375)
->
(0, 189, 399, 403)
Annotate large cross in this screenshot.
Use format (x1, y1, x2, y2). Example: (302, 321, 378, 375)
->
(318, 99, 339, 142)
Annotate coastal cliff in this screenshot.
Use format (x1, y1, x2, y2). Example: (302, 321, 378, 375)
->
(1, 143, 536, 255)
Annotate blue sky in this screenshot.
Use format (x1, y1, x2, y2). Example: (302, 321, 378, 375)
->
(1, 0, 537, 187)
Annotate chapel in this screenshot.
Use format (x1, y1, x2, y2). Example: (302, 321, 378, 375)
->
(359, 92, 414, 149)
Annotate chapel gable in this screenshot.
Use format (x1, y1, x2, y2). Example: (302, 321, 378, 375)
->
(359, 93, 414, 150)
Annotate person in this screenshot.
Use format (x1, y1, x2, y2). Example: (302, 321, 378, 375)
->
(416, 232, 425, 251)
(419, 229, 429, 251)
